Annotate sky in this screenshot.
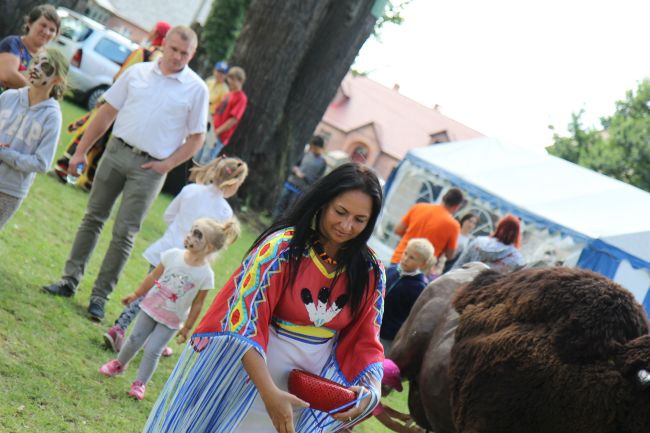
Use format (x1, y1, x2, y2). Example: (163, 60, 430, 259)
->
(355, 0, 650, 151)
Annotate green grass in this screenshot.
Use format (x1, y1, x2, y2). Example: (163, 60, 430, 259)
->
(0, 100, 406, 432)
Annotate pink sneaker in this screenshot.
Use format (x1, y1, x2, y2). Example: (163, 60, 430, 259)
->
(128, 380, 146, 400)
(161, 346, 173, 357)
(103, 325, 125, 352)
(99, 359, 125, 377)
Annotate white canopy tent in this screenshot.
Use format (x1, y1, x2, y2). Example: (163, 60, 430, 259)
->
(372, 137, 650, 313)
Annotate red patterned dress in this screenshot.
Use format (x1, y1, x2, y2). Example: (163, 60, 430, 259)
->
(144, 228, 386, 433)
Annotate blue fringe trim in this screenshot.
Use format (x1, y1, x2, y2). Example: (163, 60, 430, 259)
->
(143, 333, 260, 432)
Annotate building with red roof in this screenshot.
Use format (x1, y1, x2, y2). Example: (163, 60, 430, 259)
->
(315, 73, 484, 180)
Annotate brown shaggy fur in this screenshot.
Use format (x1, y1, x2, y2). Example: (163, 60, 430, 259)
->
(450, 267, 650, 433)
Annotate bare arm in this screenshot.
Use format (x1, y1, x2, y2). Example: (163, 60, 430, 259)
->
(443, 247, 456, 260)
(291, 165, 304, 178)
(394, 221, 407, 236)
(214, 117, 237, 136)
(376, 409, 422, 433)
(176, 290, 208, 343)
(0, 53, 28, 89)
(383, 404, 412, 422)
(242, 349, 308, 433)
(68, 103, 119, 174)
(331, 380, 378, 423)
(141, 132, 205, 175)
(122, 264, 164, 305)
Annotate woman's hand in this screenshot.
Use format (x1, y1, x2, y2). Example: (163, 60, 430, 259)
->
(331, 385, 371, 424)
(260, 387, 309, 433)
(121, 293, 139, 305)
(242, 349, 309, 433)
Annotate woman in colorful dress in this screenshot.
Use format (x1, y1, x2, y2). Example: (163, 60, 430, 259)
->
(0, 4, 60, 94)
(143, 162, 386, 433)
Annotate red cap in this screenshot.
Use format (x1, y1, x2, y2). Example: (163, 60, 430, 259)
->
(382, 359, 403, 391)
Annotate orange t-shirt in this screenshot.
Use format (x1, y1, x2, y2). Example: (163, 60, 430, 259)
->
(390, 203, 460, 263)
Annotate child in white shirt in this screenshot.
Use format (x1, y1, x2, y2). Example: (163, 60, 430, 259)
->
(103, 156, 248, 354)
(99, 218, 240, 400)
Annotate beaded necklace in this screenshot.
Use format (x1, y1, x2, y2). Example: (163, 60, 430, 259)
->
(312, 239, 338, 266)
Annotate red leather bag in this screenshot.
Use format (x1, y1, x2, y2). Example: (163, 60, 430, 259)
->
(288, 369, 356, 413)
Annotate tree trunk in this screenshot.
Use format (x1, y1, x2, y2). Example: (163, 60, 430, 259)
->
(0, 0, 79, 39)
(225, 0, 383, 212)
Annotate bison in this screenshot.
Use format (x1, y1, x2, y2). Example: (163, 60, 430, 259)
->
(391, 265, 650, 433)
(450, 267, 650, 433)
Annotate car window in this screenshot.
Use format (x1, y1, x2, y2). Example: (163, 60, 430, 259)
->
(59, 15, 93, 42)
(94, 38, 133, 66)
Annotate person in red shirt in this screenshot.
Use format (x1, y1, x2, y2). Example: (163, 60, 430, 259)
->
(194, 66, 247, 165)
(390, 188, 464, 265)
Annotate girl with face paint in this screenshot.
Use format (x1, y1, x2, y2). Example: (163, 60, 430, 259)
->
(102, 156, 249, 356)
(99, 218, 240, 401)
(0, 47, 68, 230)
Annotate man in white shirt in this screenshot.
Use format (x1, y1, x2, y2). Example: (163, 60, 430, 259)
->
(43, 26, 209, 321)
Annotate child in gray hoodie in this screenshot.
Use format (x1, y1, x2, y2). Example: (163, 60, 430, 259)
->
(0, 47, 68, 230)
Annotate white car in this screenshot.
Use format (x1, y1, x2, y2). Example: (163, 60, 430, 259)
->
(49, 8, 139, 110)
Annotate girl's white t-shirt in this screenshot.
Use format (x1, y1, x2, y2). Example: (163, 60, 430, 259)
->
(143, 183, 233, 266)
(140, 248, 214, 329)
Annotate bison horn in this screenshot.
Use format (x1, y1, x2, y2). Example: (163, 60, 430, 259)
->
(637, 369, 650, 386)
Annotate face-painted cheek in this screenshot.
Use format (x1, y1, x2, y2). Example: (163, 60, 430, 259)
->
(189, 235, 206, 251)
(40, 62, 54, 77)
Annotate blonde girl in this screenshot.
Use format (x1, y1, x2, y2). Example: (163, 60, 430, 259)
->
(0, 47, 68, 229)
(103, 156, 248, 353)
(100, 218, 241, 400)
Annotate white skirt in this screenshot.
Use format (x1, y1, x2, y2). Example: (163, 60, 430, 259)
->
(233, 325, 334, 433)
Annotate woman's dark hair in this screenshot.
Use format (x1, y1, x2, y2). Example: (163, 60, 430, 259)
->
(252, 163, 383, 315)
(459, 212, 477, 226)
(24, 4, 61, 35)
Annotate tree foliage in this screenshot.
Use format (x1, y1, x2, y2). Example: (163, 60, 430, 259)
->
(548, 79, 650, 192)
(202, 0, 251, 64)
(373, 0, 412, 36)
(196, 0, 408, 75)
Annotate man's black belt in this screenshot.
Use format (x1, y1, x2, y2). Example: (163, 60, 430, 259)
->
(114, 137, 160, 160)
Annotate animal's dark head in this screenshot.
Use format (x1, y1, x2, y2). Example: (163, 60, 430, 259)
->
(618, 334, 650, 387)
(615, 334, 650, 432)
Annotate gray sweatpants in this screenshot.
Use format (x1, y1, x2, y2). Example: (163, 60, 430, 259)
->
(62, 137, 166, 303)
(0, 191, 22, 231)
(117, 311, 176, 384)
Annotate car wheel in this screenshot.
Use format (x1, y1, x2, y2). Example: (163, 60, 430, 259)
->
(86, 86, 108, 111)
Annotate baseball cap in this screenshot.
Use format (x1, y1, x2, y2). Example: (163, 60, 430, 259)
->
(382, 359, 403, 391)
(214, 61, 229, 73)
